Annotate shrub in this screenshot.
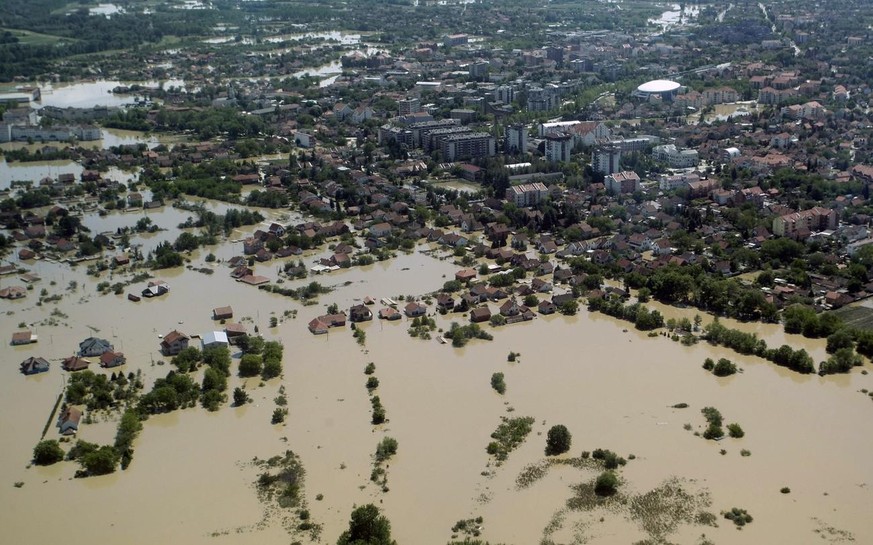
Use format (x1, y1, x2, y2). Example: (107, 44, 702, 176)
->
(375, 437, 398, 462)
(366, 376, 380, 391)
(364, 362, 376, 375)
(702, 358, 714, 371)
(490, 372, 506, 394)
(780, 487, 791, 494)
(712, 358, 737, 377)
(545, 425, 572, 456)
(33, 440, 65, 465)
(727, 423, 744, 438)
(594, 471, 618, 496)
(239, 354, 263, 377)
(233, 387, 249, 406)
(272, 408, 288, 424)
(724, 507, 753, 526)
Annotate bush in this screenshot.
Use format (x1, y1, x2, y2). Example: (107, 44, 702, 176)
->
(727, 423, 744, 438)
(375, 437, 398, 462)
(33, 440, 65, 465)
(272, 408, 288, 424)
(780, 487, 791, 494)
(490, 372, 506, 394)
(239, 354, 263, 377)
(233, 387, 249, 406)
(702, 358, 714, 371)
(81, 445, 119, 476)
(712, 358, 738, 377)
(545, 424, 572, 456)
(366, 376, 380, 391)
(724, 507, 753, 526)
(262, 358, 282, 380)
(364, 362, 376, 375)
(594, 471, 618, 496)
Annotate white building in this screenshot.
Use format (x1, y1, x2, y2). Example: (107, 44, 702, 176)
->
(592, 142, 622, 175)
(506, 182, 548, 207)
(202, 331, 229, 350)
(652, 144, 699, 168)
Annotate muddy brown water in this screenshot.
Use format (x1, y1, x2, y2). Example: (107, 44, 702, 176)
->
(1, 213, 872, 545)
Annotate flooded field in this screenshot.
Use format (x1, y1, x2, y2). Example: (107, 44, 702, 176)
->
(1, 205, 872, 545)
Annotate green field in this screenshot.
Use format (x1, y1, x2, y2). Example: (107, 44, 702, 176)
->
(831, 303, 873, 331)
(2, 28, 72, 46)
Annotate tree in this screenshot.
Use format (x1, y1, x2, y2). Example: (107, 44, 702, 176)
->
(545, 424, 572, 455)
(33, 440, 64, 465)
(233, 387, 249, 406)
(81, 445, 119, 475)
(239, 354, 263, 377)
(336, 504, 395, 545)
(594, 471, 618, 496)
(262, 358, 282, 380)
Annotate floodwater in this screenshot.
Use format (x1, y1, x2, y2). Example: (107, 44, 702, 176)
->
(1, 208, 872, 545)
(0, 160, 141, 190)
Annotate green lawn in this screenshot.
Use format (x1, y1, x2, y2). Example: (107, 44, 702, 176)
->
(1, 28, 73, 46)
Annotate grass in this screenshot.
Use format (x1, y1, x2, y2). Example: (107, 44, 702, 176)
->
(1, 28, 73, 46)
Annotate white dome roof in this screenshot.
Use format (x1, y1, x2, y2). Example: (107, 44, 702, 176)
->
(637, 80, 681, 93)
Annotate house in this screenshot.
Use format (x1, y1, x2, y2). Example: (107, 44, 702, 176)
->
(202, 331, 229, 350)
(538, 300, 557, 315)
(213, 306, 234, 320)
(470, 306, 492, 323)
(142, 280, 170, 297)
(79, 337, 113, 357)
(99, 351, 126, 368)
(318, 313, 347, 327)
(436, 293, 455, 311)
(0, 286, 27, 299)
(20, 356, 50, 375)
(349, 304, 374, 322)
(224, 322, 247, 339)
(499, 299, 522, 317)
(11, 330, 37, 345)
(404, 301, 427, 317)
(308, 318, 329, 335)
(379, 307, 401, 320)
(58, 406, 83, 435)
(161, 330, 190, 356)
(455, 269, 478, 283)
(62, 356, 90, 372)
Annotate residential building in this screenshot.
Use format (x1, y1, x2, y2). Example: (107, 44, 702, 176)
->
(441, 132, 496, 161)
(605, 171, 641, 195)
(652, 144, 699, 168)
(506, 182, 549, 207)
(504, 123, 528, 155)
(773, 207, 838, 238)
(592, 142, 622, 175)
(544, 133, 573, 163)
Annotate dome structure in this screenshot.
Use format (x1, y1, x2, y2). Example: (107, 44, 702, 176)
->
(634, 79, 682, 101)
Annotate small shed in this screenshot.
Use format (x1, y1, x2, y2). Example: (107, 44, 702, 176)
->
(213, 306, 234, 320)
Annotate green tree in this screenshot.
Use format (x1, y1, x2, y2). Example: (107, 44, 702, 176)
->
(202, 367, 227, 392)
(81, 445, 119, 475)
(336, 504, 395, 545)
(239, 354, 263, 377)
(233, 387, 249, 406)
(262, 358, 282, 380)
(33, 440, 65, 465)
(545, 424, 572, 455)
(375, 437, 398, 462)
(594, 471, 618, 496)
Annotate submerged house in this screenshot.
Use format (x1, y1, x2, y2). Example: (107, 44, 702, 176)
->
(20, 356, 50, 375)
(57, 406, 82, 435)
(201, 331, 229, 350)
(62, 356, 90, 372)
(78, 337, 113, 357)
(11, 330, 37, 345)
(161, 330, 190, 356)
(99, 351, 126, 368)
(213, 306, 234, 320)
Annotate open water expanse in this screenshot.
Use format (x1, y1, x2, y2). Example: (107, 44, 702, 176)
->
(0, 202, 872, 545)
